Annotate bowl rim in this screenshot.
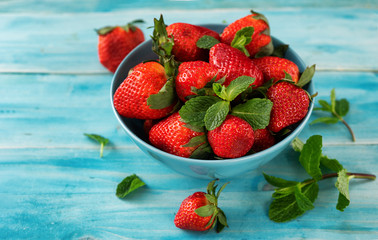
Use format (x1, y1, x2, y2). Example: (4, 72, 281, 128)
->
(110, 24, 314, 165)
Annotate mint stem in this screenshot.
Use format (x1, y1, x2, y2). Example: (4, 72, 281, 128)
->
(100, 142, 104, 158)
(302, 172, 376, 186)
(333, 112, 356, 142)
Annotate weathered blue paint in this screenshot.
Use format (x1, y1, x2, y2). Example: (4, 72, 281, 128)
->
(0, 1, 377, 239)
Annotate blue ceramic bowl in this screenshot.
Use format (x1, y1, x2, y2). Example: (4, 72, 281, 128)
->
(111, 24, 314, 179)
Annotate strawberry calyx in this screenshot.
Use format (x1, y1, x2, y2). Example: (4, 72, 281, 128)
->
(194, 179, 229, 233)
(96, 19, 145, 35)
(147, 15, 179, 109)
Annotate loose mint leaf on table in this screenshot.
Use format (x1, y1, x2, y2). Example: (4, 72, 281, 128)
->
(231, 98, 273, 130)
(311, 89, 355, 141)
(265, 135, 375, 222)
(116, 174, 146, 199)
(298, 135, 323, 181)
(84, 133, 109, 158)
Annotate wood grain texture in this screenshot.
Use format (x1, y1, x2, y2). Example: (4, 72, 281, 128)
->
(0, 1, 377, 239)
(0, 8, 377, 73)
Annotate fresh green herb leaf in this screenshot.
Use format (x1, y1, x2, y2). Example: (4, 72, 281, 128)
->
(263, 173, 298, 188)
(116, 174, 146, 198)
(231, 27, 254, 57)
(179, 96, 222, 127)
(204, 101, 230, 131)
(224, 76, 255, 101)
(265, 135, 375, 222)
(84, 133, 109, 158)
(213, 83, 227, 100)
(335, 169, 350, 211)
(294, 185, 315, 211)
(299, 135, 323, 181)
(312, 89, 355, 141)
(197, 35, 220, 49)
(231, 98, 273, 129)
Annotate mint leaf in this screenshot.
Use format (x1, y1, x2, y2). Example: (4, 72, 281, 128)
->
(231, 98, 273, 130)
(335, 169, 350, 211)
(336, 192, 350, 212)
(320, 156, 344, 172)
(310, 116, 339, 125)
(269, 182, 318, 222)
(299, 135, 323, 181)
(84, 133, 109, 158)
(213, 83, 227, 100)
(294, 185, 315, 211)
(204, 101, 230, 131)
(231, 27, 254, 57)
(312, 89, 355, 141)
(116, 174, 146, 198)
(263, 173, 298, 188)
(291, 137, 304, 152)
(224, 76, 255, 101)
(197, 35, 220, 49)
(147, 76, 177, 109)
(335, 99, 349, 117)
(296, 64, 316, 88)
(179, 96, 222, 127)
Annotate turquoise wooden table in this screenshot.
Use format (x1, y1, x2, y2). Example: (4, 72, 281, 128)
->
(1, 1, 377, 239)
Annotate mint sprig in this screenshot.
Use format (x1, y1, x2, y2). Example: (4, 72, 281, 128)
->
(84, 133, 109, 158)
(179, 76, 272, 131)
(116, 174, 146, 198)
(311, 88, 355, 141)
(264, 135, 375, 222)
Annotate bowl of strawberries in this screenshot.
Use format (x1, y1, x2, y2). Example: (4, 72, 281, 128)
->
(111, 11, 315, 179)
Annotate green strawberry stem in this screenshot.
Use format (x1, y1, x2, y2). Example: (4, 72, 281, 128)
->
(300, 172, 376, 187)
(332, 111, 356, 142)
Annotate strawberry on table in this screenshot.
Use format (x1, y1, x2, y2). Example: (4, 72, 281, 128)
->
(97, 20, 145, 73)
(174, 179, 228, 232)
(267, 81, 310, 133)
(113, 61, 176, 119)
(175, 61, 220, 102)
(207, 115, 255, 159)
(252, 56, 300, 83)
(149, 112, 206, 158)
(221, 10, 273, 58)
(166, 23, 220, 62)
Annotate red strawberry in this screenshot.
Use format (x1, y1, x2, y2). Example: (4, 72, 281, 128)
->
(166, 23, 220, 62)
(174, 179, 228, 232)
(209, 43, 264, 87)
(251, 128, 276, 152)
(97, 21, 145, 73)
(175, 61, 220, 102)
(207, 115, 254, 158)
(221, 11, 273, 57)
(113, 61, 176, 119)
(267, 81, 310, 132)
(149, 112, 205, 158)
(252, 56, 300, 83)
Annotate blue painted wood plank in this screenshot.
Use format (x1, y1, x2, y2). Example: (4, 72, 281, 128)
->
(0, 145, 377, 239)
(0, 0, 376, 13)
(0, 8, 377, 73)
